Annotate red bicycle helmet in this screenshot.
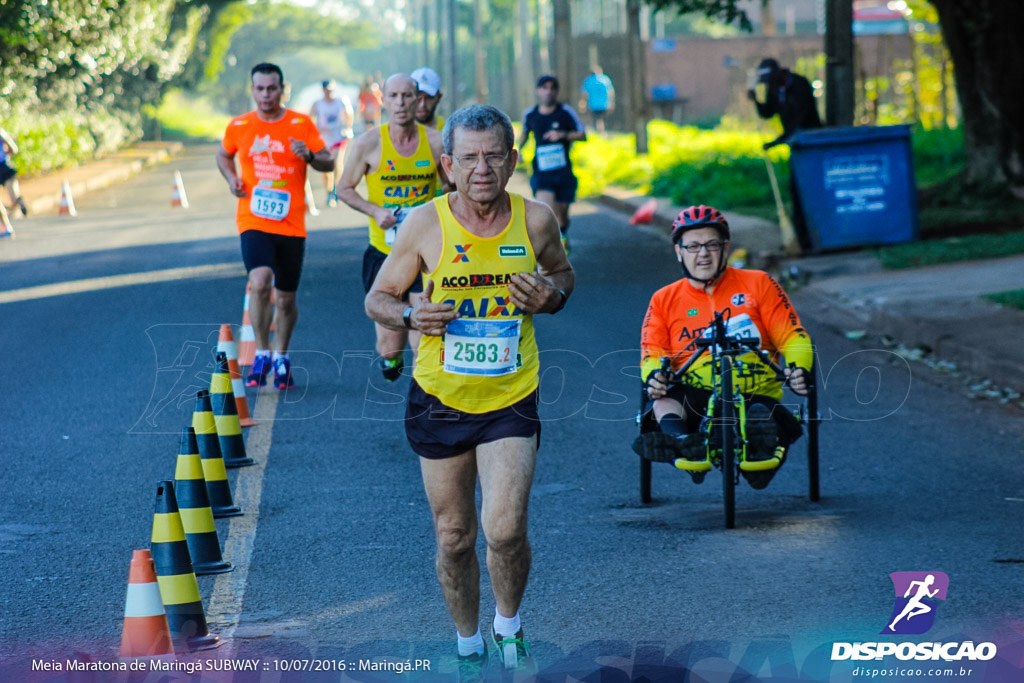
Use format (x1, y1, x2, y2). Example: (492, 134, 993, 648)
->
(670, 205, 730, 244)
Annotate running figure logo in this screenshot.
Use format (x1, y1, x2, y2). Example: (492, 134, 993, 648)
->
(882, 571, 948, 635)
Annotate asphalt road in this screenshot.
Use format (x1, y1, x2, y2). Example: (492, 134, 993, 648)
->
(1, 145, 1022, 682)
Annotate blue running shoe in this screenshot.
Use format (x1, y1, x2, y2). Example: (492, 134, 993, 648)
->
(246, 354, 271, 387)
(272, 357, 295, 390)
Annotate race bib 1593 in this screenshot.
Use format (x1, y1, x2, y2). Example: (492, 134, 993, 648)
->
(250, 185, 290, 221)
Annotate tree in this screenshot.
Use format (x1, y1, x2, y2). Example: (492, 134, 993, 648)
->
(202, 2, 372, 114)
(927, 1, 1024, 195)
(649, 0, 1024, 198)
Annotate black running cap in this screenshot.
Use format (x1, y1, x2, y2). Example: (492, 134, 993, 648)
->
(536, 75, 559, 88)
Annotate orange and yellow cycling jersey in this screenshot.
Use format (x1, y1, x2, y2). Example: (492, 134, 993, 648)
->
(221, 109, 325, 238)
(640, 267, 812, 399)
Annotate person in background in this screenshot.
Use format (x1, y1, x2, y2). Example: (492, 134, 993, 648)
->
(310, 79, 354, 207)
(0, 126, 28, 217)
(579, 66, 615, 134)
(411, 66, 445, 131)
(748, 57, 822, 250)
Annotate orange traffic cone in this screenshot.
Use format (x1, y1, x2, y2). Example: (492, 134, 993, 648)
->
(175, 428, 232, 575)
(238, 283, 257, 367)
(150, 481, 221, 651)
(59, 179, 77, 216)
(192, 390, 242, 517)
(217, 324, 255, 427)
(211, 352, 254, 468)
(630, 198, 658, 225)
(171, 171, 189, 209)
(0, 202, 14, 239)
(119, 549, 175, 661)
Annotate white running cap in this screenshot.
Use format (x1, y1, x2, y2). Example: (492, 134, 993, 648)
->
(411, 66, 442, 96)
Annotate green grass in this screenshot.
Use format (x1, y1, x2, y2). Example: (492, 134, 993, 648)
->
(151, 89, 232, 142)
(985, 289, 1024, 310)
(874, 230, 1024, 269)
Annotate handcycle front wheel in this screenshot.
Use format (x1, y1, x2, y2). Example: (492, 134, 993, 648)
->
(719, 355, 736, 529)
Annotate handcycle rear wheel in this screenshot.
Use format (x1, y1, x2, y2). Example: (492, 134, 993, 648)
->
(719, 355, 736, 529)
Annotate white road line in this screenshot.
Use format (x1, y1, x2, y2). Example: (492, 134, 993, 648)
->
(0, 263, 245, 304)
(206, 391, 278, 643)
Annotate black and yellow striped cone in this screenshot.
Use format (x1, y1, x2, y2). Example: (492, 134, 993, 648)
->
(192, 391, 242, 517)
(175, 428, 232, 575)
(210, 352, 254, 468)
(150, 481, 221, 651)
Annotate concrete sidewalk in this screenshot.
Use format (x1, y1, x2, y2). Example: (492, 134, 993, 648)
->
(13, 141, 183, 216)
(596, 188, 1024, 395)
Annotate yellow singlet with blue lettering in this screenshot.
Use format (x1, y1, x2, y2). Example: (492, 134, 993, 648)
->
(366, 123, 438, 254)
(414, 193, 539, 414)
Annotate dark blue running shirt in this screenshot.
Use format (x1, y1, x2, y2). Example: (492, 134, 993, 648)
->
(521, 103, 584, 180)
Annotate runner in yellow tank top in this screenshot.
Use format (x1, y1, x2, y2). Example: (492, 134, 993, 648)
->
(337, 73, 449, 382)
(414, 192, 539, 413)
(365, 105, 574, 675)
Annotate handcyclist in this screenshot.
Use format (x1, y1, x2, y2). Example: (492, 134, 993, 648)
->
(336, 73, 449, 382)
(517, 75, 586, 254)
(634, 205, 813, 489)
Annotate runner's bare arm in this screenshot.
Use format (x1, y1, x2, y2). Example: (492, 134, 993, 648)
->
(516, 123, 529, 151)
(288, 137, 333, 172)
(215, 145, 246, 198)
(0, 129, 18, 155)
(335, 131, 397, 228)
(509, 200, 575, 315)
(365, 208, 456, 336)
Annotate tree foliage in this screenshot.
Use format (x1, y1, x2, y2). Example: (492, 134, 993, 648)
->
(201, 1, 373, 115)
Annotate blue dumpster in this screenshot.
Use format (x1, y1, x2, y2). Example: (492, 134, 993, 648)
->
(788, 125, 918, 251)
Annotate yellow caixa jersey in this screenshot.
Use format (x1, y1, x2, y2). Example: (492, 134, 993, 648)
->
(414, 193, 539, 413)
(365, 123, 438, 253)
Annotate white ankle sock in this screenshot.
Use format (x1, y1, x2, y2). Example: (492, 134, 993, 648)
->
(457, 629, 485, 657)
(493, 608, 521, 638)
(255, 349, 270, 360)
(272, 351, 288, 362)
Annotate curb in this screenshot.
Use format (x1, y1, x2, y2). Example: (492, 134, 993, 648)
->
(22, 141, 184, 215)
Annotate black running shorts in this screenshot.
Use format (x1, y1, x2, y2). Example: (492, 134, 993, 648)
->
(405, 381, 541, 459)
(0, 162, 16, 185)
(530, 173, 578, 204)
(239, 229, 305, 292)
(362, 244, 423, 298)
(661, 383, 803, 447)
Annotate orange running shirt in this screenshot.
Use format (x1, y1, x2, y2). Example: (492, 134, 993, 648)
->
(640, 267, 813, 399)
(221, 109, 325, 237)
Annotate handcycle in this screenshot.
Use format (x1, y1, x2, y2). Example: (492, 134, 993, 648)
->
(635, 311, 820, 529)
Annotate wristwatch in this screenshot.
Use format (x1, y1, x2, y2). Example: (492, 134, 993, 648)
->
(304, 150, 314, 163)
(403, 306, 414, 329)
(550, 289, 568, 314)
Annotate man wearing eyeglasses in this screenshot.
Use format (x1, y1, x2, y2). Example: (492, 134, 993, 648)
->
(634, 205, 812, 489)
(365, 104, 574, 676)
(337, 72, 450, 382)
(518, 75, 586, 254)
